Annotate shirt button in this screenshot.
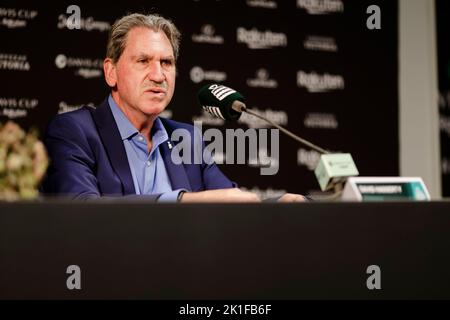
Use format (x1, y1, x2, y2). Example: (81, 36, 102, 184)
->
(146, 160, 151, 167)
(138, 136, 144, 142)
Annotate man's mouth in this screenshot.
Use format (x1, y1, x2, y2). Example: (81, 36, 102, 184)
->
(145, 87, 167, 94)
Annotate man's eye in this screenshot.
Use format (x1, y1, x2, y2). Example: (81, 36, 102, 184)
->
(138, 59, 148, 63)
(162, 60, 173, 66)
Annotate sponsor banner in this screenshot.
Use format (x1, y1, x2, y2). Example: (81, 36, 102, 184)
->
(246, 0, 278, 9)
(190, 66, 226, 83)
(238, 107, 287, 129)
(443, 158, 450, 175)
(242, 143, 278, 169)
(0, 0, 399, 195)
(246, 69, 278, 89)
(297, 0, 344, 15)
(237, 27, 287, 49)
(297, 70, 345, 93)
(437, 0, 450, 195)
(440, 115, 450, 138)
(54, 54, 103, 79)
(303, 112, 338, 129)
(58, 101, 94, 114)
(191, 24, 224, 44)
(0, 97, 38, 119)
(303, 35, 338, 52)
(0, 7, 38, 29)
(159, 110, 173, 119)
(297, 148, 320, 171)
(439, 90, 450, 111)
(192, 110, 225, 126)
(57, 14, 110, 32)
(0, 53, 30, 71)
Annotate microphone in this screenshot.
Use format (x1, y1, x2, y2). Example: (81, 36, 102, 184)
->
(197, 84, 246, 121)
(198, 83, 328, 154)
(197, 83, 359, 192)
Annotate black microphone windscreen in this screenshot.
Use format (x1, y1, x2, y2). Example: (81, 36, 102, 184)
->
(197, 84, 245, 121)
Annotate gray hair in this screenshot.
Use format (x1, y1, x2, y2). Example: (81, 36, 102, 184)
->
(106, 13, 181, 63)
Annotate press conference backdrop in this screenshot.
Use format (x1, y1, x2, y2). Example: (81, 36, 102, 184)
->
(0, 0, 399, 196)
(437, 0, 450, 197)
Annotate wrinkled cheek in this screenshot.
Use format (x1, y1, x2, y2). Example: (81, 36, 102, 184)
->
(167, 83, 175, 99)
(123, 80, 138, 100)
(115, 77, 127, 93)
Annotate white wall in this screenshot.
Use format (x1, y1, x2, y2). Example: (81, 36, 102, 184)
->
(399, 0, 441, 198)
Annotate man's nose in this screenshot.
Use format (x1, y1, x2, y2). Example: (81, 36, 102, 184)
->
(147, 61, 165, 83)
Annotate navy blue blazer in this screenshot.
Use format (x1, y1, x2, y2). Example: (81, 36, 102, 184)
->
(41, 98, 235, 200)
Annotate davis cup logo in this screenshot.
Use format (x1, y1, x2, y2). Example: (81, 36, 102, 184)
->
(54, 54, 102, 78)
(55, 54, 67, 69)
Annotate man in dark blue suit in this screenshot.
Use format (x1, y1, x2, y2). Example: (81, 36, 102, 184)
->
(43, 13, 304, 203)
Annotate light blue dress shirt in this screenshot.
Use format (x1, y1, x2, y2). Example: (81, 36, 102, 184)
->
(108, 95, 184, 202)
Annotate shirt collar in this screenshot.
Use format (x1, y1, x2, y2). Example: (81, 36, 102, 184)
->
(108, 94, 169, 146)
(109, 95, 138, 140)
(151, 115, 169, 149)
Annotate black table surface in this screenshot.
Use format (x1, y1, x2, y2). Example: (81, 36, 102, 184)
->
(1, 200, 450, 299)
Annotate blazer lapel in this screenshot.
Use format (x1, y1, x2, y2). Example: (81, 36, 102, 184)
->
(90, 99, 135, 195)
(159, 140, 193, 191)
(159, 118, 193, 191)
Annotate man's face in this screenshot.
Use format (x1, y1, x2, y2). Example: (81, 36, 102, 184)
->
(108, 27, 176, 117)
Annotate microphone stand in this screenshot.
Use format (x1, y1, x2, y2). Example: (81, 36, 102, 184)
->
(234, 102, 345, 200)
(243, 108, 330, 155)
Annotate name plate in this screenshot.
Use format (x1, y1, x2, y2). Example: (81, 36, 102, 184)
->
(342, 177, 430, 201)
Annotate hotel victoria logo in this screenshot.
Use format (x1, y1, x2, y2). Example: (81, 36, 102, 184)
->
(0, 53, 30, 71)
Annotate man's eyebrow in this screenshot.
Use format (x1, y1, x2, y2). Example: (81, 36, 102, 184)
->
(133, 53, 150, 59)
(161, 55, 175, 61)
(132, 53, 175, 60)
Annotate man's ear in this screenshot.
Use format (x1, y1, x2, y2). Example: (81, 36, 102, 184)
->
(103, 58, 117, 88)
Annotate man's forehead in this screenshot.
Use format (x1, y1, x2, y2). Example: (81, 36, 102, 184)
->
(126, 27, 169, 44)
(124, 27, 174, 55)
